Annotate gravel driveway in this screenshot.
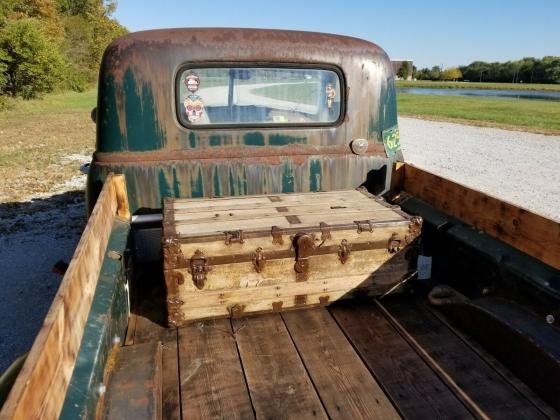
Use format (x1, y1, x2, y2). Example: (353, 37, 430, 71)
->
(399, 117, 560, 222)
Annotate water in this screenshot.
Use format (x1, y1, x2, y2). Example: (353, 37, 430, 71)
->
(397, 87, 560, 101)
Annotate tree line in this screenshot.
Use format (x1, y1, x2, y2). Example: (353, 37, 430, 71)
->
(0, 0, 127, 99)
(413, 57, 560, 84)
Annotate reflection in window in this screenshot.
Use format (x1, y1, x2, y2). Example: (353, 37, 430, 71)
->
(177, 67, 342, 126)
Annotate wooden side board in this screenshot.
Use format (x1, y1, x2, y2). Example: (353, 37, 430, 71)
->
(395, 163, 560, 270)
(0, 174, 130, 420)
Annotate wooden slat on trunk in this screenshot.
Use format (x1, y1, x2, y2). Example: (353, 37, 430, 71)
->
(282, 308, 400, 419)
(232, 314, 328, 419)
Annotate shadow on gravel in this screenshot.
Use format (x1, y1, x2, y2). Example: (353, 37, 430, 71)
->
(0, 190, 86, 237)
(0, 190, 87, 373)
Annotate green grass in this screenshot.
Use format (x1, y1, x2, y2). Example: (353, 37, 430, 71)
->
(398, 93, 560, 134)
(396, 80, 560, 92)
(0, 89, 97, 202)
(252, 82, 319, 105)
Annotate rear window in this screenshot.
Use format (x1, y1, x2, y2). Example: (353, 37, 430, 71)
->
(176, 66, 342, 127)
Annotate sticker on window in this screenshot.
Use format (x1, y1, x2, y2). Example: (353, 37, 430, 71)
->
(176, 67, 342, 127)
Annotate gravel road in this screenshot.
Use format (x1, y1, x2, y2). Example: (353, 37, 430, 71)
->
(1, 117, 559, 373)
(399, 117, 560, 222)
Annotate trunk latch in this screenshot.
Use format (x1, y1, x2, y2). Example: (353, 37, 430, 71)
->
(293, 233, 316, 281)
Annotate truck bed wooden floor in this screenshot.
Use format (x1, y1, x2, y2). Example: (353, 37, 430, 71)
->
(102, 294, 557, 419)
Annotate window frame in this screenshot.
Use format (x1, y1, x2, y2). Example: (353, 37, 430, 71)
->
(174, 62, 346, 130)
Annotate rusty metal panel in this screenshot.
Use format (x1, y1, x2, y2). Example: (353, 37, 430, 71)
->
(89, 28, 400, 213)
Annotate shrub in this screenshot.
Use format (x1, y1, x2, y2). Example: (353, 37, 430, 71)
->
(0, 18, 66, 98)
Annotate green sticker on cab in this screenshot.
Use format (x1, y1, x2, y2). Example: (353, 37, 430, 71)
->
(382, 126, 401, 158)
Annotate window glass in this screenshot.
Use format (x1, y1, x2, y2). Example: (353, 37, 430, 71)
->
(177, 67, 342, 126)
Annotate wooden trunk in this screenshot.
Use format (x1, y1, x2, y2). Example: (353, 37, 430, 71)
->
(162, 190, 422, 326)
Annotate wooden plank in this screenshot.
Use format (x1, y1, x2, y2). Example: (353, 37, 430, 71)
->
(175, 210, 405, 235)
(172, 189, 371, 209)
(381, 298, 547, 419)
(177, 222, 409, 257)
(172, 194, 382, 214)
(402, 163, 560, 269)
(282, 309, 400, 419)
(425, 305, 560, 419)
(330, 302, 472, 419)
(161, 329, 180, 420)
(178, 319, 254, 419)
(174, 254, 409, 323)
(0, 174, 128, 420)
(113, 173, 131, 219)
(102, 342, 162, 420)
(232, 314, 328, 419)
(177, 243, 406, 291)
(172, 203, 396, 224)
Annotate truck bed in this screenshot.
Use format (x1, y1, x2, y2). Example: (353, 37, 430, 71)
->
(101, 269, 556, 419)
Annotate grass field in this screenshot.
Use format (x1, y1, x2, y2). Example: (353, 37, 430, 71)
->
(396, 80, 560, 92)
(0, 90, 96, 202)
(398, 93, 560, 134)
(252, 82, 319, 105)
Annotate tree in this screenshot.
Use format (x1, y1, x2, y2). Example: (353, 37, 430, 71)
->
(0, 18, 66, 98)
(429, 66, 442, 80)
(397, 61, 412, 80)
(441, 67, 462, 81)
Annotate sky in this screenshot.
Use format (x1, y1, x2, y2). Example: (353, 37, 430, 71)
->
(113, 0, 560, 69)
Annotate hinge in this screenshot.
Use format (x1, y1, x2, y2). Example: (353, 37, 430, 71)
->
(224, 230, 244, 245)
(271, 225, 284, 245)
(319, 222, 332, 242)
(405, 216, 423, 244)
(252, 247, 266, 273)
(388, 233, 402, 253)
(187, 249, 212, 289)
(162, 237, 186, 269)
(338, 239, 351, 264)
(293, 233, 316, 281)
(354, 220, 374, 233)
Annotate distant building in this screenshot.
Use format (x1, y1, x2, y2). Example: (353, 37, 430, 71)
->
(391, 59, 414, 80)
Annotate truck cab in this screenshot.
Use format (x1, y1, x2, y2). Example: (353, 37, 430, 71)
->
(87, 28, 400, 214)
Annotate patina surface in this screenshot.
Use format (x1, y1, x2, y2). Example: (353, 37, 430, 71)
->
(88, 28, 399, 213)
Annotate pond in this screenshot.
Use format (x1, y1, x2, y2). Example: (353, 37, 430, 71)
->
(397, 87, 560, 101)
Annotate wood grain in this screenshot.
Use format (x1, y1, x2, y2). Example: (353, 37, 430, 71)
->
(161, 329, 180, 420)
(172, 190, 373, 210)
(232, 314, 328, 419)
(330, 302, 472, 419)
(282, 309, 400, 419)
(380, 298, 546, 419)
(0, 174, 129, 420)
(401, 163, 560, 269)
(101, 342, 162, 420)
(178, 319, 254, 419)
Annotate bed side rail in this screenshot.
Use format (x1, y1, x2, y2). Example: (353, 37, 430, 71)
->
(0, 174, 130, 420)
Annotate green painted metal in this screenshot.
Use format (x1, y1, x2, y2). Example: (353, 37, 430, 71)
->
(59, 218, 131, 419)
(382, 125, 401, 158)
(88, 155, 388, 213)
(0, 353, 27, 410)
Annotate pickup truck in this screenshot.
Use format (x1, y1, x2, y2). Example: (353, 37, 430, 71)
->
(1, 28, 559, 420)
